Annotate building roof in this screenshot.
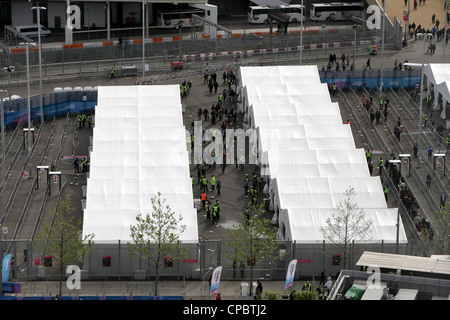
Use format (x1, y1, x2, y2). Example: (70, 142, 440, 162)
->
(356, 251, 450, 275)
(82, 85, 198, 244)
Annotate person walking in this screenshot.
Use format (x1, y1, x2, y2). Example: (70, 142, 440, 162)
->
(205, 200, 211, 220)
(216, 178, 222, 196)
(427, 146, 433, 161)
(210, 175, 216, 193)
(384, 185, 389, 201)
(378, 158, 384, 175)
(201, 192, 207, 209)
(72, 157, 80, 174)
(426, 174, 431, 189)
(365, 58, 372, 70)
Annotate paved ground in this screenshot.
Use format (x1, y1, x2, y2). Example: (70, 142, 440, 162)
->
(386, 0, 449, 32)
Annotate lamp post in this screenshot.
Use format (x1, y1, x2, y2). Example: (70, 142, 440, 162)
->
(20, 42, 36, 178)
(142, 0, 146, 80)
(444, 0, 448, 63)
(31, 4, 46, 125)
(352, 24, 357, 71)
(0, 89, 7, 291)
(379, 0, 386, 98)
(300, 0, 304, 65)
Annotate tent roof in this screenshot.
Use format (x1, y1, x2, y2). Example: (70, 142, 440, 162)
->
(239, 65, 404, 244)
(83, 85, 198, 244)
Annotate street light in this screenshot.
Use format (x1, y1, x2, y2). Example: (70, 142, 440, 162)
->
(379, 0, 386, 99)
(0, 89, 8, 290)
(444, 0, 448, 63)
(19, 41, 37, 178)
(142, 0, 146, 80)
(300, 0, 304, 65)
(31, 3, 46, 125)
(352, 24, 357, 71)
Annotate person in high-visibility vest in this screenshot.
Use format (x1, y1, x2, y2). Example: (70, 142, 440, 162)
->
(110, 66, 115, 79)
(384, 186, 389, 201)
(302, 281, 312, 291)
(447, 135, 450, 150)
(205, 200, 211, 220)
(201, 192, 207, 208)
(331, 83, 337, 96)
(378, 158, 384, 176)
(211, 175, 216, 192)
(366, 150, 372, 162)
(78, 114, 83, 129)
(423, 113, 428, 126)
(87, 114, 92, 128)
(201, 176, 208, 192)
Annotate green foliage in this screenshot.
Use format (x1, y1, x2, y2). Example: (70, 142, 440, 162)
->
(128, 192, 188, 295)
(421, 200, 450, 255)
(34, 193, 95, 295)
(224, 201, 281, 295)
(261, 290, 283, 300)
(320, 187, 373, 268)
(291, 290, 319, 300)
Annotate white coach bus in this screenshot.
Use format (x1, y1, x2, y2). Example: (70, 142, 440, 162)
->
(248, 5, 305, 24)
(310, 2, 364, 22)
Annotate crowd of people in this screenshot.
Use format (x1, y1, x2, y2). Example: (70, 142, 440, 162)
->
(187, 66, 268, 229)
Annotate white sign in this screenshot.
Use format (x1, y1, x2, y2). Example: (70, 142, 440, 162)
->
(366, 5, 381, 30)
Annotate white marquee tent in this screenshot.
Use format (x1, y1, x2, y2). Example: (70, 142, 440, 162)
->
(423, 63, 450, 120)
(238, 65, 407, 250)
(82, 85, 198, 244)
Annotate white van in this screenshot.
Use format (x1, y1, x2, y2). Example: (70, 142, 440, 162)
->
(14, 25, 51, 38)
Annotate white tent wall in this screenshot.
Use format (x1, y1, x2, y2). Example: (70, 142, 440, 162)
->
(82, 85, 199, 279)
(423, 63, 450, 120)
(81, 242, 200, 281)
(240, 65, 408, 274)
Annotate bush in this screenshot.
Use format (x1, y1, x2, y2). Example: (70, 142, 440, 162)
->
(291, 290, 319, 300)
(261, 290, 283, 300)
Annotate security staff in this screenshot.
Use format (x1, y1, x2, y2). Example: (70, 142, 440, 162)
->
(78, 113, 83, 129)
(110, 66, 115, 79)
(211, 175, 216, 192)
(378, 158, 384, 176)
(201, 192, 207, 208)
(87, 114, 92, 128)
(366, 150, 372, 162)
(384, 186, 389, 201)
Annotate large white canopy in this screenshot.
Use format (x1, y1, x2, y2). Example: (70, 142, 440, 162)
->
(82, 85, 198, 244)
(238, 65, 407, 244)
(423, 63, 450, 118)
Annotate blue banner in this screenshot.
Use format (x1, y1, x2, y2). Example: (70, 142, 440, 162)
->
(2, 254, 11, 283)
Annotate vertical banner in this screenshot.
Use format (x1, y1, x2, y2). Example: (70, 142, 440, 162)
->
(2, 254, 11, 283)
(285, 259, 298, 290)
(209, 266, 223, 295)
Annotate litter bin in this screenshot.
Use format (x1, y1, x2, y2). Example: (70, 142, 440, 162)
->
(264, 198, 270, 210)
(241, 282, 249, 296)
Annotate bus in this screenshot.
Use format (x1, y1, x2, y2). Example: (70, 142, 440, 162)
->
(248, 5, 305, 24)
(156, 8, 206, 28)
(310, 2, 364, 22)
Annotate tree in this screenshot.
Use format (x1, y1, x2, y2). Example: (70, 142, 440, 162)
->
(34, 194, 95, 296)
(128, 192, 188, 296)
(225, 201, 282, 295)
(421, 200, 450, 255)
(320, 187, 373, 269)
